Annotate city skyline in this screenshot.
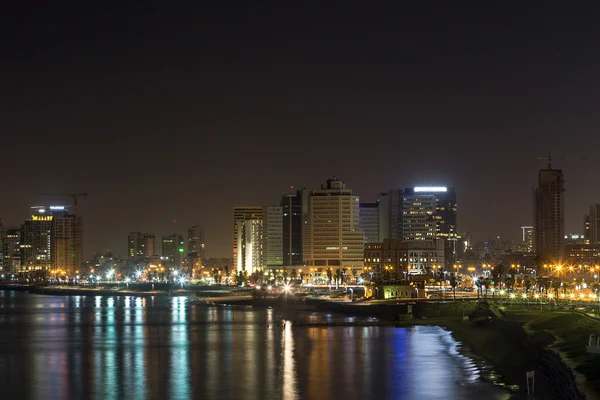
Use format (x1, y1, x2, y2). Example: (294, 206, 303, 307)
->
(3, 3, 600, 258)
(0, 166, 598, 260)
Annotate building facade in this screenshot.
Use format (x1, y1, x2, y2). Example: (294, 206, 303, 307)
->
(280, 189, 308, 266)
(232, 206, 264, 269)
(584, 205, 600, 245)
(187, 225, 205, 259)
(128, 232, 156, 259)
(401, 187, 458, 267)
(1, 228, 21, 273)
(236, 218, 263, 275)
(303, 177, 364, 272)
(364, 239, 445, 276)
(533, 166, 565, 262)
(52, 211, 83, 274)
(359, 202, 380, 243)
(20, 206, 82, 274)
(263, 205, 283, 267)
(520, 226, 534, 253)
(162, 234, 184, 268)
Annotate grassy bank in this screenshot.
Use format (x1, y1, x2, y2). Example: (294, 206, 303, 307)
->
(510, 311, 600, 398)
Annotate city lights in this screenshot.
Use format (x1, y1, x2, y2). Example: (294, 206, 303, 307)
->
(414, 186, 447, 192)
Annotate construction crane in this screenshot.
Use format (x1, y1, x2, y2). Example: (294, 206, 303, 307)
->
(69, 193, 88, 216)
(533, 153, 564, 170)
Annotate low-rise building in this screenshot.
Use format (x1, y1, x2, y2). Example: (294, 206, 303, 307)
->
(364, 239, 445, 276)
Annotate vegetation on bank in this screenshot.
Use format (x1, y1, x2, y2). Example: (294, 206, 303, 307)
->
(511, 311, 600, 395)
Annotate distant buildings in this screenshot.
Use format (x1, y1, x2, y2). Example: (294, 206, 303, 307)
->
(162, 233, 184, 268)
(187, 225, 205, 259)
(128, 232, 156, 259)
(584, 205, 600, 245)
(520, 226, 533, 253)
(303, 177, 364, 272)
(533, 164, 565, 262)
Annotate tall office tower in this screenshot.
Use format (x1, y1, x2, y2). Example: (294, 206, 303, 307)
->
(128, 232, 156, 258)
(280, 188, 308, 266)
(187, 225, 205, 258)
(232, 206, 264, 268)
(533, 163, 565, 262)
(378, 192, 390, 241)
(583, 205, 600, 245)
(236, 217, 263, 274)
(303, 177, 364, 272)
(401, 187, 458, 267)
(263, 205, 283, 267)
(520, 226, 534, 253)
(359, 202, 379, 243)
(21, 206, 82, 273)
(162, 234, 184, 267)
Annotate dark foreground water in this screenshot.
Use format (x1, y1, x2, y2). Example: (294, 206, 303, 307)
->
(0, 291, 511, 400)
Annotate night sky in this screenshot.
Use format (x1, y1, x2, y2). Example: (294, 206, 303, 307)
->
(2, 2, 600, 259)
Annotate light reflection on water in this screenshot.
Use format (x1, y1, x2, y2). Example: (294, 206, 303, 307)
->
(0, 291, 511, 400)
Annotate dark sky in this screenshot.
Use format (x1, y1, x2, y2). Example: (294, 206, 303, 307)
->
(2, 2, 600, 259)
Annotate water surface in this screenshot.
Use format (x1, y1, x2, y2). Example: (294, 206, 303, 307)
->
(0, 290, 510, 399)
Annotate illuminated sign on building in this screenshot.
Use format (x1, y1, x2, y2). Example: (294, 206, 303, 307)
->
(32, 216, 53, 221)
(49, 206, 65, 210)
(414, 187, 448, 193)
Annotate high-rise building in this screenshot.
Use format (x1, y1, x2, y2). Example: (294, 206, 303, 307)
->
(187, 225, 205, 258)
(280, 189, 308, 266)
(388, 189, 402, 240)
(233, 206, 264, 268)
(263, 205, 283, 267)
(2, 228, 21, 274)
(303, 177, 364, 272)
(533, 164, 565, 262)
(584, 205, 600, 245)
(359, 202, 379, 243)
(378, 192, 390, 241)
(520, 226, 533, 253)
(162, 234, 184, 267)
(128, 232, 156, 259)
(401, 187, 458, 267)
(236, 217, 263, 274)
(21, 206, 82, 274)
(52, 210, 83, 274)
